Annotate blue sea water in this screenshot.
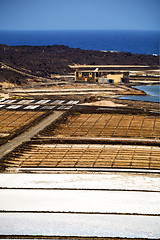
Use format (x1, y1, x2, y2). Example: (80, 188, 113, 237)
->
(0, 30, 159, 55)
(119, 85, 160, 103)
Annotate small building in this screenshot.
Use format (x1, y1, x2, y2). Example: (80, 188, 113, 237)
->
(74, 68, 129, 84)
(75, 70, 99, 82)
(69, 65, 150, 84)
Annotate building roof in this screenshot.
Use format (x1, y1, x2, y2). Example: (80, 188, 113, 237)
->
(69, 65, 149, 69)
(76, 69, 129, 73)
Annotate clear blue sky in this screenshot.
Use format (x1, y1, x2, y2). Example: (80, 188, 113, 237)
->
(0, 0, 159, 31)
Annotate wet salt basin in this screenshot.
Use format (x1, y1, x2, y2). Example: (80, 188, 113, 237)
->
(0, 213, 160, 238)
(0, 172, 160, 190)
(1, 189, 160, 214)
(0, 172, 160, 238)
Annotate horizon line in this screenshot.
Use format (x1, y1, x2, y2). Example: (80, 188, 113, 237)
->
(0, 29, 160, 32)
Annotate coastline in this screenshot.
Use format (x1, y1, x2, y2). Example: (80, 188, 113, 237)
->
(0, 29, 159, 55)
(118, 84, 160, 103)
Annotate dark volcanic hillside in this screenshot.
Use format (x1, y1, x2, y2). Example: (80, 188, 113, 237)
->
(0, 44, 159, 84)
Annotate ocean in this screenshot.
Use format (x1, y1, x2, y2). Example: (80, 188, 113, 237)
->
(119, 85, 160, 103)
(0, 30, 159, 55)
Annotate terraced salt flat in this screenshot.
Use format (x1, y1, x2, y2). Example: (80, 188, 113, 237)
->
(0, 110, 44, 142)
(40, 113, 160, 139)
(0, 213, 159, 238)
(4, 144, 160, 170)
(0, 99, 79, 111)
(0, 172, 160, 191)
(1, 189, 160, 214)
(0, 98, 79, 105)
(0, 171, 160, 238)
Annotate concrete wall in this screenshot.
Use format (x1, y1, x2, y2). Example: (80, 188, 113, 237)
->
(107, 74, 123, 84)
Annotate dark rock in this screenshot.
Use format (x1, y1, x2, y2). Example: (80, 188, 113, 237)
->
(0, 44, 159, 85)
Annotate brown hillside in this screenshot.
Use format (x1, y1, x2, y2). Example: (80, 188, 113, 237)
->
(0, 44, 159, 84)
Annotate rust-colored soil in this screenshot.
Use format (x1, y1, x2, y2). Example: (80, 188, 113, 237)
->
(1, 112, 160, 171)
(0, 110, 44, 145)
(4, 143, 160, 169)
(40, 113, 160, 139)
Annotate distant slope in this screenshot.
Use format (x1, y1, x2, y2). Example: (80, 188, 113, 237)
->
(0, 44, 159, 85)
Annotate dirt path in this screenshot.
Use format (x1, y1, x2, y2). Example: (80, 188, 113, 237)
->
(35, 136, 160, 146)
(0, 61, 54, 81)
(0, 111, 64, 159)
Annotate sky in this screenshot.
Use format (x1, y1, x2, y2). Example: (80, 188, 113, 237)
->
(0, 0, 159, 31)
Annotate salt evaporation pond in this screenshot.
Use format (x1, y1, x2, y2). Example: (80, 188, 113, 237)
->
(119, 85, 160, 102)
